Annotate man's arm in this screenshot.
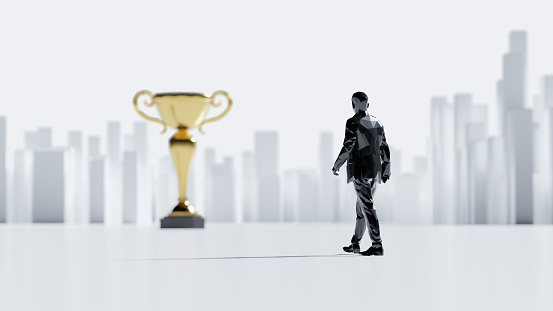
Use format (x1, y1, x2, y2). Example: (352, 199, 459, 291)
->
(380, 128, 391, 183)
(332, 119, 356, 175)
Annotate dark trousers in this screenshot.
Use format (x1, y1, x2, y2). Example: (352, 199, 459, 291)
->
(351, 178, 382, 245)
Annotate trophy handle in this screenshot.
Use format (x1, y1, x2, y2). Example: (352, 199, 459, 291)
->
(133, 90, 168, 134)
(198, 90, 233, 134)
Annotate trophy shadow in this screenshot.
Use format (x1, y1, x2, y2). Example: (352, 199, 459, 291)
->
(127, 254, 360, 261)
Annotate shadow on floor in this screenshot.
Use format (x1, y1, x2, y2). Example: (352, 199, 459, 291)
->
(126, 254, 361, 261)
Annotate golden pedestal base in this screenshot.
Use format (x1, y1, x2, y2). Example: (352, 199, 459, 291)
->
(161, 201, 204, 228)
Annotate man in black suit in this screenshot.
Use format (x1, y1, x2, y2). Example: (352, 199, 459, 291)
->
(332, 92, 391, 256)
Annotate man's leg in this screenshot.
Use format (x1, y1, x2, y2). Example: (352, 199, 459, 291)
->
(351, 194, 366, 245)
(357, 178, 382, 245)
(343, 181, 367, 253)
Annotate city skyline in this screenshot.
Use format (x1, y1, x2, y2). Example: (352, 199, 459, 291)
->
(1, 30, 553, 225)
(0, 115, 421, 224)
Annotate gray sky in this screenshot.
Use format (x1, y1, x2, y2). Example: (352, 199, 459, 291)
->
(1, 0, 553, 172)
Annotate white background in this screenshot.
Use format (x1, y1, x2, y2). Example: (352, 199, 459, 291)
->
(1, 0, 553, 172)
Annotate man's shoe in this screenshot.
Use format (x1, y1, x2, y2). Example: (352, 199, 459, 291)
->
(343, 244, 360, 254)
(360, 245, 384, 256)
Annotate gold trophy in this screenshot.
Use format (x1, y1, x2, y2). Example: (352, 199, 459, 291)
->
(133, 90, 232, 228)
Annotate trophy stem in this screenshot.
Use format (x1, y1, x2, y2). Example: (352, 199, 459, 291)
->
(168, 128, 197, 216)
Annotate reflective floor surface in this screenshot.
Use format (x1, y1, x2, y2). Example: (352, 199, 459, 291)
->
(1, 223, 552, 311)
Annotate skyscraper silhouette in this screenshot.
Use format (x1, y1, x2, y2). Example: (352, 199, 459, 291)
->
(90, 158, 105, 223)
(209, 156, 236, 222)
(282, 169, 318, 222)
(486, 137, 509, 223)
(37, 128, 52, 150)
(318, 132, 337, 221)
(296, 169, 318, 222)
(0, 117, 5, 222)
(454, 93, 473, 223)
(107, 122, 121, 162)
(466, 123, 488, 224)
(132, 122, 151, 225)
(430, 97, 456, 224)
(413, 156, 432, 224)
(204, 148, 215, 220)
(255, 131, 280, 221)
(105, 121, 123, 225)
(533, 76, 553, 223)
(24, 131, 39, 151)
(12, 150, 33, 223)
(68, 131, 87, 223)
(123, 149, 138, 224)
(157, 156, 178, 220)
(242, 151, 257, 222)
(501, 31, 533, 224)
(88, 135, 104, 223)
(88, 136, 101, 158)
(32, 150, 66, 223)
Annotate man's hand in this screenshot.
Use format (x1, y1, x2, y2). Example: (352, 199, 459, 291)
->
(332, 167, 339, 176)
(382, 175, 390, 183)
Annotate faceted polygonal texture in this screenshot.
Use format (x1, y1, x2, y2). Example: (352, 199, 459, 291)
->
(334, 111, 391, 183)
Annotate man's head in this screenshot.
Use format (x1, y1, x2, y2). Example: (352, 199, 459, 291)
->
(352, 91, 369, 112)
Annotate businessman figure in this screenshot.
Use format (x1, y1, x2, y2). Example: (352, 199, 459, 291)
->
(332, 92, 391, 256)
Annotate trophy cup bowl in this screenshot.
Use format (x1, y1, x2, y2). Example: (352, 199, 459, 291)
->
(133, 90, 232, 228)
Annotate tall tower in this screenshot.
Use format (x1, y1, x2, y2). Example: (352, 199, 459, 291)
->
(501, 31, 533, 224)
(68, 131, 86, 223)
(132, 122, 151, 225)
(107, 122, 121, 163)
(430, 97, 456, 224)
(88, 136, 104, 223)
(454, 93, 473, 224)
(204, 148, 215, 219)
(210, 156, 236, 222)
(242, 151, 257, 222)
(0, 116, 5, 222)
(32, 150, 66, 223)
(532, 76, 553, 224)
(318, 132, 337, 221)
(105, 121, 123, 225)
(255, 131, 280, 221)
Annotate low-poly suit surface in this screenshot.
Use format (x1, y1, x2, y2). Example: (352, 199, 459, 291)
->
(332, 92, 391, 256)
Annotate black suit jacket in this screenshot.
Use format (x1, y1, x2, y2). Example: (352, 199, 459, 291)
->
(333, 110, 391, 183)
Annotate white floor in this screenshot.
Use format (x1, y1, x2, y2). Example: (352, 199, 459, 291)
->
(1, 223, 552, 311)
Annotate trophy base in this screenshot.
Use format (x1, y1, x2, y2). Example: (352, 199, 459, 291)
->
(160, 215, 205, 228)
